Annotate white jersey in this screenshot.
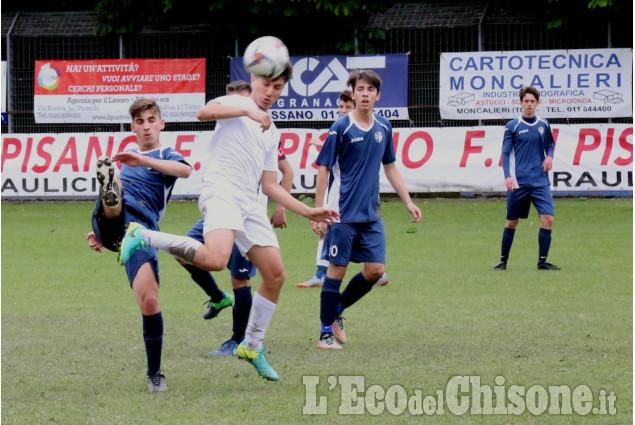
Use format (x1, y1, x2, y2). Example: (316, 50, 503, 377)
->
(201, 94, 280, 208)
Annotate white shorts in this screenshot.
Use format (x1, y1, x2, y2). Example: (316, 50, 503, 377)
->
(198, 191, 279, 256)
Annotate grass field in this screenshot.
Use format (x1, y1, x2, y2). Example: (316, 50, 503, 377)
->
(1, 197, 632, 424)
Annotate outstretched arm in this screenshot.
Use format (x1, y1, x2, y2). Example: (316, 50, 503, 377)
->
(383, 162, 422, 223)
(196, 101, 271, 132)
(112, 151, 191, 178)
(261, 170, 339, 224)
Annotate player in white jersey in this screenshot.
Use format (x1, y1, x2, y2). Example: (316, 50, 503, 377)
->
(118, 64, 339, 380)
(314, 70, 422, 350)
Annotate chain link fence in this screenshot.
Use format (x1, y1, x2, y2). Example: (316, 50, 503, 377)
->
(2, 4, 632, 134)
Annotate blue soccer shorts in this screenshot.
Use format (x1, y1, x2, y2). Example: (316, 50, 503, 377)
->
(322, 219, 386, 266)
(506, 186, 555, 220)
(91, 197, 159, 286)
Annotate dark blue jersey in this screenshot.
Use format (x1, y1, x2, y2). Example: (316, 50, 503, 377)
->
(316, 112, 395, 223)
(502, 116, 555, 188)
(120, 147, 187, 227)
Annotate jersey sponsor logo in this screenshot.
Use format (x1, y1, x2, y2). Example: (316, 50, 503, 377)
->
(374, 132, 383, 143)
(519, 129, 529, 134)
(350, 136, 364, 143)
(329, 245, 339, 258)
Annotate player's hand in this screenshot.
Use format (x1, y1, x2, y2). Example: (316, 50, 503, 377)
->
(270, 207, 287, 228)
(311, 220, 325, 235)
(86, 231, 103, 253)
(407, 203, 422, 223)
(505, 177, 516, 191)
(543, 156, 553, 172)
(309, 136, 325, 148)
(113, 151, 145, 167)
(308, 208, 340, 226)
(247, 109, 272, 132)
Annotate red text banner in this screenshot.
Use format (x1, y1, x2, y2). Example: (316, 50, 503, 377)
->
(1, 124, 632, 199)
(34, 58, 205, 123)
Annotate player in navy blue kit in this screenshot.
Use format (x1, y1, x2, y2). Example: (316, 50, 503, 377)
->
(493, 86, 560, 271)
(86, 98, 192, 392)
(314, 70, 422, 349)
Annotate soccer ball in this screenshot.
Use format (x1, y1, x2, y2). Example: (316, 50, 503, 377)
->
(243, 36, 290, 79)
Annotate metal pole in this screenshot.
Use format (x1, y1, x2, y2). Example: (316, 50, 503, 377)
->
(6, 11, 20, 133)
(119, 34, 125, 131)
(477, 1, 489, 127)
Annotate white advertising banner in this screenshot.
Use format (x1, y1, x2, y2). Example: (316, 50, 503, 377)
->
(440, 48, 633, 120)
(1, 124, 632, 199)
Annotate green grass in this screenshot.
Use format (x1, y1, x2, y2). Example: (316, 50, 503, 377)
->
(1, 197, 632, 424)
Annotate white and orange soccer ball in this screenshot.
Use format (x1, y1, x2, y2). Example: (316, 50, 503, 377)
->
(243, 36, 290, 79)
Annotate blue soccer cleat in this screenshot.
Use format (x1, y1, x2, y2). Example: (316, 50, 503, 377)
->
(118, 222, 146, 265)
(208, 339, 239, 356)
(234, 341, 279, 381)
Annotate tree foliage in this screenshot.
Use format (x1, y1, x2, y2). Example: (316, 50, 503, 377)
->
(94, 0, 389, 53)
(545, 0, 627, 29)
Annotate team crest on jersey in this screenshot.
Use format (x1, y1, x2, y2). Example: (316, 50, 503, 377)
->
(374, 132, 383, 143)
(538, 127, 544, 135)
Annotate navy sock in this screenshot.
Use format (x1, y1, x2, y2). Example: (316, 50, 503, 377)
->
(232, 286, 252, 342)
(501, 227, 516, 261)
(320, 277, 342, 331)
(316, 265, 327, 278)
(142, 312, 163, 376)
(183, 264, 224, 302)
(538, 228, 552, 263)
(340, 272, 374, 310)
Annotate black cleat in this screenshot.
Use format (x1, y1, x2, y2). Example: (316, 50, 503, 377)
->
(537, 262, 561, 271)
(493, 261, 507, 270)
(202, 293, 234, 320)
(96, 155, 121, 208)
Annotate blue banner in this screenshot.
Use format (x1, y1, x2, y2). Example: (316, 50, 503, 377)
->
(230, 54, 409, 121)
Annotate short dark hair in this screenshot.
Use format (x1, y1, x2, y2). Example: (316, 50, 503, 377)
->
(226, 80, 252, 95)
(274, 62, 294, 82)
(129, 98, 161, 120)
(347, 70, 382, 92)
(338, 89, 353, 103)
(519, 86, 540, 101)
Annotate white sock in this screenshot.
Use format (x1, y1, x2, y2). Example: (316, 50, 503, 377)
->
(244, 292, 277, 351)
(316, 239, 328, 268)
(140, 229, 201, 263)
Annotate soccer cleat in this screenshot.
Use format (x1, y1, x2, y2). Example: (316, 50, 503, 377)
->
(234, 341, 279, 381)
(493, 261, 507, 271)
(316, 333, 343, 350)
(537, 262, 561, 271)
(208, 339, 238, 356)
(374, 272, 389, 287)
(203, 292, 234, 320)
(332, 315, 347, 344)
(118, 222, 146, 265)
(147, 371, 167, 393)
(296, 275, 325, 288)
(96, 155, 121, 208)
